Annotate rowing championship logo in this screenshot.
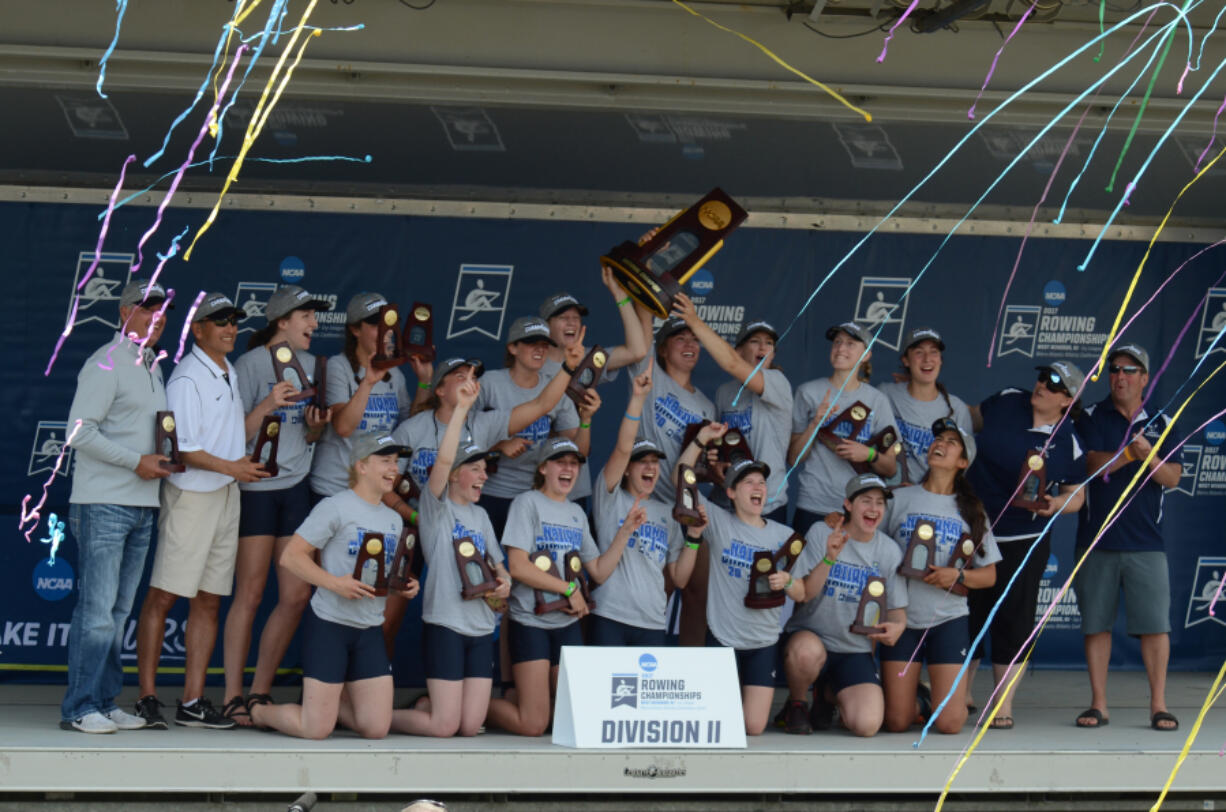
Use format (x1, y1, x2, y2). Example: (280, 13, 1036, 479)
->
(854, 276, 911, 351)
(447, 264, 513, 341)
(1184, 556, 1226, 629)
(64, 252, 134, 332)
(28, 420, 75, 479)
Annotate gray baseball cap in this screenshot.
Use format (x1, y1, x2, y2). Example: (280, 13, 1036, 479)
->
(119, 280, 172, 309)
(346, 291, 389, 324)
(451, 441, 494, 473)
(539, 292, 588, 321)
(845, 472, 893, 501)
(1109, 342, 1150, 372)
(724, 457, 771, 491)
(902, 326, 946, 352)
(930, 417, 977, 466)
(826, 321, 871, 345)
(193, 292, 243, 322)
(265, 285, 331, 322)
(539, 436, 586, 464)
(629, 438, 667, 462)
(1037, 359, 1086, 396)
(655, 316, 691, 348)
(507, 316, 556, 345)
(733, 320, 778, 348)
(429, 357, 485, 390)
(348, 432, 409, 465)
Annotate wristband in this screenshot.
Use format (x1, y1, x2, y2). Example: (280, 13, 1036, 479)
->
(409, 509, 419, 526)
(866, 446, 877, 463)
(1123, 446, 1136, 463)
(561, 362, 576, 376)
(617, 296, 632, 307)
(685, 538, 702, 550)
(418, 381, 431, 390)
(624, 412, 641, 422)
(785, 577, 795, 590)
(564, 580, 578, 597)
(579, 422, 591, 429)
(692, 438, 707, 450)
(956, 570, 966, 586)
(822, 555, 836, 567)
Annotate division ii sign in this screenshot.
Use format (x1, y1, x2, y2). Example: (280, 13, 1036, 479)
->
(552, 647, 746, 749)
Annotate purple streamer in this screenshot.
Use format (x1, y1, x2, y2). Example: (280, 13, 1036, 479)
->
(877, 0, 919, 63)
(968, 2, 1036, 120)
(1195, 93, 1226, 170)
(175, 291, 207, 363)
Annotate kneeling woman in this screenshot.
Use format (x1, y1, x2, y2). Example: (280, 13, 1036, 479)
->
(487, 436, 641, 737)
(391, 381, 511, 737)
(673, 423, 810, 736)
(248, 434, 420, 739)
(881, 419, 999, 735)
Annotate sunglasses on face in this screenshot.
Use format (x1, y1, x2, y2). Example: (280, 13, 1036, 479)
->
(1038, 369, 1069, 396)
(210, 314, 240, 327)
(1109, 364, 1142, 375)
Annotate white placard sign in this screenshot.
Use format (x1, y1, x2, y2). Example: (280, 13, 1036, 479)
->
(552, 646, 746, 749)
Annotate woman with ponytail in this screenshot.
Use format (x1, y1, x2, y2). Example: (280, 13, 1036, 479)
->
(880, 418, 1000, 735)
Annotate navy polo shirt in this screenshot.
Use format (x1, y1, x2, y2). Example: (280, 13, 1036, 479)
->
(967, 388, 1085, 539)
(1074, 398, 1181, 552)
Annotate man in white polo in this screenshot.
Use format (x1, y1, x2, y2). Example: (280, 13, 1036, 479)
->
(133, 292, 270, 729)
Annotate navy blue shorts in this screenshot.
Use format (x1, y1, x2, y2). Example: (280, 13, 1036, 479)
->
(422, 623, 495, 681)
(239, 479, 313, 538)
(706, 630, 777, 687)
(879, 616, 970, 666)
(821, 650, 880, 693)
(300, 606, 391, 684)
(507, 618, 582, 666)
(589, 614, 667, 647)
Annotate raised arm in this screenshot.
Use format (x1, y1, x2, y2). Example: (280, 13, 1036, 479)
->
(583, 497, 647, 584)
(602, 359, 653, 492)
(506, 326, 586, 435)
(600, 264, 649, 371)
(672, 291, 765, 396)
(428, 379, 478, 499)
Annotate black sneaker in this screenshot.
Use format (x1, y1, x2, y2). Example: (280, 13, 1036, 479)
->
(134, 695, 168, 730)
(782, 699, 812, 735)
(809, 679, 835, 731)
(175, 697, 237, 729)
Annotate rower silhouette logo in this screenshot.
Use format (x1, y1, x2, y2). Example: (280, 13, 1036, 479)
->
(1195, 287, 1226, 358)
(854, 276, 910, 351)
(28, 420, 75, 479)
(447, 264, 513, 341)
(1184, 556, 1226, 629)
(611, 674, 638, 709)
(998, 304, 1040, 358)
(64, 252, 134, 331)
(1164, 444, 1201, 498)
(233, 281, 278, 335)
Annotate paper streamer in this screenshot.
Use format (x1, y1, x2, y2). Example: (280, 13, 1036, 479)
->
(1149, 661, 1226, 811)
(877, 0, 919, 63)
(967, 1, 1036, 120)
(19, 420, 83, 542)
(96, 0, 129, 99)
(175, 290, 208, 363)
(208, 0, 289, 170)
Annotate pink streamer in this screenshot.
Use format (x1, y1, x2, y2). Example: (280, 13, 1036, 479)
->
(968, 2, 1036, 120)
(19, 420, 83, 542)
(877, 0, 919, 63)
(1194, 93, 1226, 170)
(175, 291, 207, 363)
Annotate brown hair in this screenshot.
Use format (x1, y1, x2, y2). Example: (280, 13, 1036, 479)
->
(857, 358, 872, 382)
(246, 320, 282, 351)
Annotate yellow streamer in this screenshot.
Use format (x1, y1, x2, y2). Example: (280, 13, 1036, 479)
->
(184, 0, 322, 260)
(1150, 660, 1226, 812)
(1092, 142, 1226, 381)
(669, 0, 872, 123)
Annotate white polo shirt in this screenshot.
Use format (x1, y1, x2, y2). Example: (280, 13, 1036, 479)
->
(166, 346, 245, 493)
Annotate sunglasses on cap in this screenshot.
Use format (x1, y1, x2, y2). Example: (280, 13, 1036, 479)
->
(931, 417, 963, 438)
(1037, 368, 1070, 396)
(210, 314, 241, 327)
(1109, 364, 1142, 375)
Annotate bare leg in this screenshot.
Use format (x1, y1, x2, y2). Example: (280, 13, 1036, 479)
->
(991, 661, 1027, 722)
(136, 587, 178, 696)
(1141, 633, 1172, 726)
(337, 675, 393, 739)
(485, 660, 552, 737)
(881, 659, 921, 733)
(250, 536, 312, 694)
(250, 678, 341, 740)
(1080, 631, 1111, 725)
(391, 679, 463, 738)
(837, 683, 884, 737)
(783, 630, 826, 702)
(182, 592, 221, 702)
(927, 663, 970, 734)
(742, 685, 775, 736)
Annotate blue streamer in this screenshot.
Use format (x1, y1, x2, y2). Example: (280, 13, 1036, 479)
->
(96, 0, 129, 99)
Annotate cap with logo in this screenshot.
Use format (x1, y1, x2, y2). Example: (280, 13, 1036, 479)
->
(1109, 343, 1150, 373)
(539, 292, 589, 321)
(119, 280, 173, 309)
(629, 438, 666, 462)
(845, 472, 893, 501)
(451, 442, 494, 473)
(1036, 359, 1086, 396)
(724, 458, 771, 491)
(430, 357, 485, 390)
(826, 321, 871, 345)
(930, 417, 977, 465)
(265, 285, 332, 323)
(193, 292, 244, 322)
(733, 320, 779, 348)
(902, 326, 945, 352)
(348, 432, 409, 466)
(346, 291, 389, 324)
(539, 436, 586, 464)
(655, 316, 691, 348)
(506, 316, 556, 346)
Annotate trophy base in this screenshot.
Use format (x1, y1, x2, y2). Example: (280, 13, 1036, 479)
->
(850, 623, 885, 636)
(673, 511, 704, 527)
(370, 355, 408, 371)
(285, 386, 317, 404)
(744, 593, 786, 610)
(158, 461, 187, 473)
(483, 594, 507, 612)
(897, 564, 932, 581)
(406, 346, 436, 363)
(602, 247, 680, 319)
(255, 460, 279, 477)
(461, 582, 497, 601)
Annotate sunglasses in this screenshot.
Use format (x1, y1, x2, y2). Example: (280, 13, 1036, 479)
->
(361, 314, 382, 326)
(931, 417, 962, 436)
(210, 314, 241, 327)
(1037, 369, 1070, 396)
(1109, 364, 1142, 375)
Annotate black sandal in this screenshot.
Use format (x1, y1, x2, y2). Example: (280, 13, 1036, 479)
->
(245, 693, 273, 731)
(222, 695, 251, 726)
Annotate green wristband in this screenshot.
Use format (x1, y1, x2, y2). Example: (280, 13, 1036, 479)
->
(564, 580, 578, 597)
(579, 422, 591, 429)
(418, 381, 431, 390)
(867, 446, 877, 463)
(822, 555, 836, 567)
(686, 540, 701, 550)
(617, 296, 632, 307)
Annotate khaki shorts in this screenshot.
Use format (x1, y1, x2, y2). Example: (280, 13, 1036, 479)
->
(150, 481, 241, 598)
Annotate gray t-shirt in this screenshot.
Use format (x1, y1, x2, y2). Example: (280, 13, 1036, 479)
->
(791, 378, 899, 514)
(715, 368, 794, 512)
(474, 368, 580, 499)
(236, 345, 318, 491)
(297, 489, 403, 629)
(702, 495, 810, 650)
(877, 382, 973, 483)
(501, 489, 599, 629)
(590, 469, 685, 630)
(309, 354, 412, 497)
(885, 484, 1002, 629)
(419, 483, 505, 637)
(629, 357, 716, 504)
(391, 408, 511, 490)
(786, 524, 907, 654)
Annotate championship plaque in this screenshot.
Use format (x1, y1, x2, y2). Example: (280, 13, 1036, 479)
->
(744, 532, 806, 609)
(853, 425, 901, 475)
(564, 550, 595, 610)
(898, 520, 937, 580)
(1011, 449, 1048, 511)
(816, 401, 872, 454)
(711, 427, 753, 482)
(673, 465, 703, 526)
(531, 552, 570, 615)
(565, 345, 608, 407)
(312, 355, 328, 411)
(850, 575, 887, 636)
(680, 421, 718, 484)
(268, 341, 316, 403)
(601, 188, 748, 318)
(454, 537, 498, 600)
(353, 532, 388, 596)
(251, 414, 282, 476)
(404, 302, 436, 362)
(154, 411, 186, 472)
(388, 523, 417, 592)
(387, 473, 421, 526)
(947, 533, 976, 597)
(370, 304, 407, 370)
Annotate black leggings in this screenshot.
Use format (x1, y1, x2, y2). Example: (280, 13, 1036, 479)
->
(968, 534, 1049, 666)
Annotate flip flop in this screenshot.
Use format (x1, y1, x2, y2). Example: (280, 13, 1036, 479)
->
(988, 715, 1014, 730)
(1151, 711, 1179, 731)
(1076, 708, 1109, 728)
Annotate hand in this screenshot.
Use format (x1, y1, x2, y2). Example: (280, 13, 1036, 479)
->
(493, 574, 512, 600)
(264, 380, 298, 409)
(1034, 494, 1059, 517)
(562, 325, 588, 367)
(565, 588, 589, 617)
(135, 454, 172, 480)
(230, 457, 273, 483)
(1129, 432, 1153, 460)
(578, 388, 602, 421)
(396, 577, 421, 600)
(455, 379, 479, 411)
(624, 495, 647, 534)
(670, 291, 699, 324)
(825, 516, 848, 560)
(835, 439, 871, 463)
(494, 437, 531, 459)
(305, 405, 331, 430)
(696, 421, 728, 446)
(767, 570, 792, 591)
(637, 226, 660, 246)
(891, 370, 911, 384)
(869, 620, 905, 647)
(332, 574, 377, 601)
(601, 263, 628, 299)
(408, 354, 433, 383)
(923, 566, 960, 590)
(631, 357, 653, 398)
(809, 388, 834, 430)
(685, 504, 710, 538)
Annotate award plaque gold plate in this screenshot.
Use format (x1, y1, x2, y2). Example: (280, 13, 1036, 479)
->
(532, 552, 570, 615)
(404, 302, 435, 362)
(371, 304, 407, 370)
(388, 524, 417, 592)
(353, 532, 388, 597)
(1011, 449, 1049, 511)
(817, 401, 872, 455)
(268, 341, 317, 403)
(155, 410, 187, 473)
(744, 532, 807, 609)
(565, 345, 608, 406)
(251, 414, 282, 476)
(454, 536, 498, 600)
(850, 575, 888, 636)
(898, 519, 937, 580)
(673, 465, 704, 526)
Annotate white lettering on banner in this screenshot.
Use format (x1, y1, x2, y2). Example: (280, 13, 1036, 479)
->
(1, 618, 185, 662)
(552, 646, 746, 749)
(1000, 287, 1110, 360)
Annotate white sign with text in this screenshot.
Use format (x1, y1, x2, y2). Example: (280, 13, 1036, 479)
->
(552, 646, 746, 749)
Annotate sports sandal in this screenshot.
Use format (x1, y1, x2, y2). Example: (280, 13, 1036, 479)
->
(245, 693, 273, 731)
(988, 715, 1014, 730)
(1075, 708, 1108, 728)
(1151, 711, 1179, 731)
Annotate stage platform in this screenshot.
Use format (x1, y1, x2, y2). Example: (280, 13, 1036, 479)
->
(1, 671, 1223, 807)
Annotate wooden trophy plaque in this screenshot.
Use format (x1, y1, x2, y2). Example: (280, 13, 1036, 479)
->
(711, 427, 753, 482)
(268, 341, 316, 403)
(404, 302, 436, 362)
(312, 355, 328, 411)
(1011, 450, 1048, 511)
(251, 414, 282, 476)
(947, 533, 977, 597)
(155, 411, 187, 472)
(563, 550, 594, 610)
(680, 421, 718, 484)
(388, 523, 417, 592)
(816, 401, 872, 454)
(850, 575, 887, 636)
(565, 345, 607, 407)
(852, 425, 901, 475)
(898, 519, 938, 580)
(370, 304, 407, 370)
(601, 188, 748, 318)
(455, 536, 498, 600)
(531, 552, 570, 615)
(353, 532, 388, 596)
(673, 465, 703, 526)
(744, 532, 806, 609)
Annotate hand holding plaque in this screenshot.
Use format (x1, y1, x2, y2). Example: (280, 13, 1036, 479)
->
(744, 533, 806, 609)
(563, 550, 595, 610)
(531, 552, 570, 615)
(898, 520, 937, 580)
(565, 345, 607, 407)
(852, 425, 900, 475)
(251, 414, 282, 476)
(454, 537, 499, 600)
(155, 411, 187, 472)
(680, 421, 720, 484)
(817, 401, 872, 455)
(371, 305, 407, 370)
(601, 188, 748, 318)
(1011, 449, 1048, 511)
(353, 532, 388, 596)
(404, 302, 436, 362)
(946, 533, 977, 596)
(850, 576, 888, 636)
(268, 341, 316, 403)
(673, 465, 703, 526)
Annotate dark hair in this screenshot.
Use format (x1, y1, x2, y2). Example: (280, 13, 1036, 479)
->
(343, 320, 390, 388)
(952, 470, 988, 547)
(1064, 398, 1084, 422)
(246, 320, 281, 351)
(411, 391, 440, 417)
(857, 358, 872, 382)
(532, 469, 546, 490)
(935, 381, 956, 417)
(504, 348, 517, 369)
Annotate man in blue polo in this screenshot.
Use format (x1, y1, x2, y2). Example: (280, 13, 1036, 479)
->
(1074, 343, 1182, 731)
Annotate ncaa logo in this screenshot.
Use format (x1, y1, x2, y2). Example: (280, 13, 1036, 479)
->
(1196, 287, 1226, 358)
(63, 252, 135, 331)
(688, 268, 715, 297)
(998, 304, 1040, 358)
(28, 420, 75, 479)
(279, 256, 305, 284)
(1165, 444, 1201, 498)
(233, 282, 278, 335)
(1043, 281, 1066, 307)
(1043, 553, 1059, 579)
(638, 653, 658, 673)
(33, 558, 75, 602)
(854, 276, 910, 351)
(1205, 420, 1226, 447)
(1184, 556, 1225, 629)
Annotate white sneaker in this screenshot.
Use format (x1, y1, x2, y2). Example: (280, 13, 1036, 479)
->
(105, 707, 149, 730)
(60, 711, 118, 734)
